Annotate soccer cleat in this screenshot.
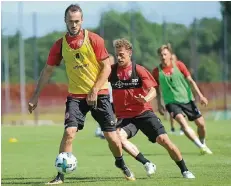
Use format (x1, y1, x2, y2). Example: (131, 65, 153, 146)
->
(121, 166, 136, 181)
(200, 146, 213, 155)
(179, 130, 184, 136)
(144, 162, 156, 176)
(45, 173, 64, 185)
(182, 171, 195, 179)
(95, 127, 105, 139)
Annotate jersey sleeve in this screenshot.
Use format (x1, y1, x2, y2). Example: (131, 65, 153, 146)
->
(176, 61, 191, 78)
(152, 67, 160, 86)
(46, 38, 63, 66)
(88, 32, 109, 62)
(136, 65, 158, 90)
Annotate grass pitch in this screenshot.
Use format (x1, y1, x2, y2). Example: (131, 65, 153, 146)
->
(1, 115, 231, 186)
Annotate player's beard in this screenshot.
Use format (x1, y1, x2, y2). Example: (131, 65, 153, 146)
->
(67, 25, 81, 36)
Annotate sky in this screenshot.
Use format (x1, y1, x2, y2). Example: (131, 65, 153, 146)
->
(1, 1, 222, 38)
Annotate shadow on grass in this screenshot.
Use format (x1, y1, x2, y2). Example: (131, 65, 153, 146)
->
(1, 176, 147, 185)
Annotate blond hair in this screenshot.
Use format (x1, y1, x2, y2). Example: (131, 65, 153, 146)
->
(157, 43, 173, 55)
(113, 38, 133, 50)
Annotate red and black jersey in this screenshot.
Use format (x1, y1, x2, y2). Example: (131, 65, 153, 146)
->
(109, 62, 157, 118)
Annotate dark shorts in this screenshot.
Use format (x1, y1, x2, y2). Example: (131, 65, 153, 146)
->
(165, 101, 202, 121)
(64, 95, 116, 132)
(116, 111, 166, 143)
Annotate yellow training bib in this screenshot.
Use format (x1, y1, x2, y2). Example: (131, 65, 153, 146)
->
(62, 30, 108, 94)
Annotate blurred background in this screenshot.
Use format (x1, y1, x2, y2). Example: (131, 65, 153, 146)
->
(1, 1, 231, 125)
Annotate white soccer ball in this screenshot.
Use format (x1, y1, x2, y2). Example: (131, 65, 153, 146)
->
(55, 152, 77, 174)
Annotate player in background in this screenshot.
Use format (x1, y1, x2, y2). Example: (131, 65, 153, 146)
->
(152, 43, 212, 155)
(166, 54, 184, 136)
(28, 4, 135, 185)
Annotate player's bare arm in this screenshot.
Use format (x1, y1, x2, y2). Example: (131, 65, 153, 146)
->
(86, 57, 111, 106)
(156, 87, 165, 115)
(28, 64, 55, 113)
(134, 87, 156, 103)
(186, 76, 208, 106)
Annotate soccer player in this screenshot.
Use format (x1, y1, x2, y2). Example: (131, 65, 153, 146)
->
(28, 4, 135, 185)
(167, 54, 184, 136)
(109, 38, 195, 179)
(152, 43, 212, 155)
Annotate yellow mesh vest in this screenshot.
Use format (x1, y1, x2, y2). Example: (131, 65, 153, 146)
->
(62, 30, 109, 94)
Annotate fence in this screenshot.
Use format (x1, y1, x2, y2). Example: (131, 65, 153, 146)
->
(1, 82, 231, 125)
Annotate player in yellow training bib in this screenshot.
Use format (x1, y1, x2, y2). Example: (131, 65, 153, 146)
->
(28, 4, 135, 185)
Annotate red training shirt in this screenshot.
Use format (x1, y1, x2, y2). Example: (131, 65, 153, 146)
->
(152, 61, 190, 86)
(112, 64, 157, 118)
(46, 29, 109, 97)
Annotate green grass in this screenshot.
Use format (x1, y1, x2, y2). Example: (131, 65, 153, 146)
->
(2, 116, 231, 186)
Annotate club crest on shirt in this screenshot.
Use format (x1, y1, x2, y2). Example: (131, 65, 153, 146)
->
(128, 70, 132, 77)
(65, 112, 70, 119)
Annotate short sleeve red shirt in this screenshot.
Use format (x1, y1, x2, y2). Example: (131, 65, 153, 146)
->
(112, 64, 157, 118)
(46, 29, 109, 66)
(152, 61, 190, 86)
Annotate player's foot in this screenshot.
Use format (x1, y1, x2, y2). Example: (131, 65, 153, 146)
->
(45, 173, 64, 185)
(200, 146, 213, 155)
(144, 162, 156, 176)
(95, 127, 105, 139)
(169, 128, 176, 135)
(179, 130, 184, 136)
(182, 171, 195, 179)
(121, 166, 136, 181)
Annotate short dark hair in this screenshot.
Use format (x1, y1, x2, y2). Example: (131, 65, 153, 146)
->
(64, 4, 83, 18)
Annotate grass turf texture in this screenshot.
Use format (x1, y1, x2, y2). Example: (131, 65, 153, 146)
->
(2, 115, 231, 186)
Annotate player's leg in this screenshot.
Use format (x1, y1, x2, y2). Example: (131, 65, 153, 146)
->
(156, 134, 195, 178)
(169, 113, 176, 134)
(166, 103, 206, 151)
(91, 95, 135, 181)
(136, 111, 195, 179)
(116, 120, 156, 176)
(46, 97, 88, 185)
(182, 101, 212, 154)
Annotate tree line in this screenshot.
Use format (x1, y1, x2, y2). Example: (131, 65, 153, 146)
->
(1, 2, 230, 84)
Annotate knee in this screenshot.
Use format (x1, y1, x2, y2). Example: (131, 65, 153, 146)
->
(196, 117, 205, 128)
(157, 134, 174, 148)
(156, 134, 167, 145)
(63, 128, 76, 143)
(104, 131, 119, 143)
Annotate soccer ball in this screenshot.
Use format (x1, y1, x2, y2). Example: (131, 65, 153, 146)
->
(55, 152, 77, 174)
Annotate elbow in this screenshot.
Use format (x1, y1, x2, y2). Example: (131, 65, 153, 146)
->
(43, 65, 54, 75)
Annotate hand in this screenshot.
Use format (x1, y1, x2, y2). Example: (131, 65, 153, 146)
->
(134, 94, 148, 103)
(87, 88, 98, 108)
(158, 103, 166, 116)
(28, 96, 38, 114)
(200, 96, 208, 107)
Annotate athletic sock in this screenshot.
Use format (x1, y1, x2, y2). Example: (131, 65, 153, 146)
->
(194, 138, 205, 148)
(115, 156, 126, 169)
(171, 127, 175, 132)
(57, 172, 64, 181)
(135, 153, 150, 165)
(176, 159, 188, 173)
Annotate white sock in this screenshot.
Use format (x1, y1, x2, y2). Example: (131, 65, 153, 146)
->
(194, 138, 205, 148)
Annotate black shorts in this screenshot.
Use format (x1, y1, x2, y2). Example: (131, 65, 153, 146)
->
(116, 111, 166, 143)
(64, 95, 116, 132)
(165, 101, 202, 121)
